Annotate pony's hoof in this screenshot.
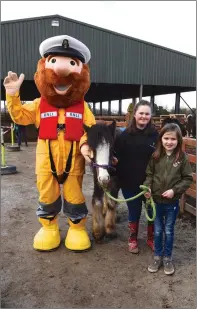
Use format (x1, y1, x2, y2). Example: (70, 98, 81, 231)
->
(95, 238, 104, 244)
(105, 231, 117, 239)
(93, 232, 105, 243)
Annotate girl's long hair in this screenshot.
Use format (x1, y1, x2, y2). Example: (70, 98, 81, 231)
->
(127, 100, 153, 135)
(153, 123, 183, 162)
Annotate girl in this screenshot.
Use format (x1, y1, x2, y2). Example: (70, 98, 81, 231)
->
(114, 100, 158, 253)
(144, 123, 193, 275)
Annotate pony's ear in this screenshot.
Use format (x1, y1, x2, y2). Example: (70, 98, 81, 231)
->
(108, 120, 116, 136)
(83, 124, 91, 133)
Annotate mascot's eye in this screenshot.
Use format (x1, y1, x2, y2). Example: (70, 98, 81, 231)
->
(70, 60, 76, 66)
(51, 58, 56, 63)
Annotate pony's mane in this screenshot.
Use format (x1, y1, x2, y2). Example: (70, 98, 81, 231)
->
(86, 123, 114, 150)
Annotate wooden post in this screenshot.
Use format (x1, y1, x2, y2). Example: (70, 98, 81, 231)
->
(180, 194, 186, 214)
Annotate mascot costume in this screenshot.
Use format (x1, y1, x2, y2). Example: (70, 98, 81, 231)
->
(4, 35, 96, 252)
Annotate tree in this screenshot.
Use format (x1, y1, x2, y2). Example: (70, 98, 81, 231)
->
(154, 103, 169, 116)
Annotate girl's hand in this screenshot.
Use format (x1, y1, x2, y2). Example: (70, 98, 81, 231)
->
(112, 156, 118, 166)
(144, 188, 151, 199)
(162, 189, 174, 199)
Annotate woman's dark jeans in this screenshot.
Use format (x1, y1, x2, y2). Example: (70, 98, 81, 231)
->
(121, 188, 153, 223)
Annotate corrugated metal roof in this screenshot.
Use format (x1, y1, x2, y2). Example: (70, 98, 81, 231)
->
(1, 14, 196, 88)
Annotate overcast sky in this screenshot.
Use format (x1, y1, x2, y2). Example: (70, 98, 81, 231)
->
(1, 1, 196, 110)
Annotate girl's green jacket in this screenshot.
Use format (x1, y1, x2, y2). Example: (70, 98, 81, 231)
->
(143, 152, 193, 204)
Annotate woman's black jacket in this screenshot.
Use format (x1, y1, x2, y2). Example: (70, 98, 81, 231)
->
(114, 125, 158, 192)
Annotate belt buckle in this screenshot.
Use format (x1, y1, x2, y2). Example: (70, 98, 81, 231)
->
(57, 124, 65, 132)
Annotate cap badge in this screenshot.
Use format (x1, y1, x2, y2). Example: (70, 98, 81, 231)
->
(62, 39, 69, 49)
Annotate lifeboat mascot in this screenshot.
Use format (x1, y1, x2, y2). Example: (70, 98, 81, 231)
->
(4, 35, 96, 252)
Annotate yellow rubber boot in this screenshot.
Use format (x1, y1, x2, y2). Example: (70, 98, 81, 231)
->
(65, 218, 91, 251)
(33, 217, 61, 251)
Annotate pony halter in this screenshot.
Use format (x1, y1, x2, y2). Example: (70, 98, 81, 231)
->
(91, 161, 116, 171)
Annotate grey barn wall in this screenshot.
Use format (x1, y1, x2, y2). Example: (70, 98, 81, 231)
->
(1, 15, 196, 88)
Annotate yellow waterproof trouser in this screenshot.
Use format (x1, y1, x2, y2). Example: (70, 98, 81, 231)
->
(36, 174, 88, 220)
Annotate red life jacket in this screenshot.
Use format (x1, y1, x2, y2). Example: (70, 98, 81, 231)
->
(39, 97, 84, 141)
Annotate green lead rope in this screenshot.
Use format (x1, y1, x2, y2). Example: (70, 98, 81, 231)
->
(102, 184, 156, 222)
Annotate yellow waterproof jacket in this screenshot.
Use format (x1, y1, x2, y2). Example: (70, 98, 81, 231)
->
(6, 93, 96, 176)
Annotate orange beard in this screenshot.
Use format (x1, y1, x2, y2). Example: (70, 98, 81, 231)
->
(34, 58, 90, 108)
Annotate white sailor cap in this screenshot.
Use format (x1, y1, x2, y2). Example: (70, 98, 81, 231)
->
(39, 35, 91, 64)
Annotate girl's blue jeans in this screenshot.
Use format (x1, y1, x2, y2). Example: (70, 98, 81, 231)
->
(121, 188, 153, 223)
(154, 201, 179, 257)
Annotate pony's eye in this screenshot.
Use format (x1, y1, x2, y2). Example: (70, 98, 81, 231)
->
(51, 58, 56, 63)
(70, 60, 75, 66)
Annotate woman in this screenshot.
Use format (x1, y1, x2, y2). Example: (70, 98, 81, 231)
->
(114, 100, 158, 253)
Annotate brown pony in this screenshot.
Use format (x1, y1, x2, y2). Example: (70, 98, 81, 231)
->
(84, 121, 121, 241)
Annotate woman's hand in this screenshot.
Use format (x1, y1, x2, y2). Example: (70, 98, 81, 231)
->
(162, 189, 174, 199)
(144, 188, 151, 199)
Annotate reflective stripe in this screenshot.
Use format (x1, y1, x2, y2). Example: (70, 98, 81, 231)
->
(36, 196, 62, 217)
(41, 111, 58, 118)
(63, 199, 88, 220)
(66, 112, 82, 119)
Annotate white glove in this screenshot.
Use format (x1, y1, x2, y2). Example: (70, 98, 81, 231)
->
(3, 71, 25, 96)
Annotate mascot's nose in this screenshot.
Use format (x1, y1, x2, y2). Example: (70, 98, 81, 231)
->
(53, 65, 71, 77)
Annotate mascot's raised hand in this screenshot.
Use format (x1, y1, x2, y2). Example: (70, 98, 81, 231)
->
(3, 71, 25, 96)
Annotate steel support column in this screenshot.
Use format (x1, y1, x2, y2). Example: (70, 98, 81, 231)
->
(175, 92, 180, 114)
(119, 100, 122, 116)
(139, 85, 143, 101)
(150, 95, 155, 114)
(100, 102, 102, 116)
(93, 102, 96, 115)
(108, 101, 111, 116)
